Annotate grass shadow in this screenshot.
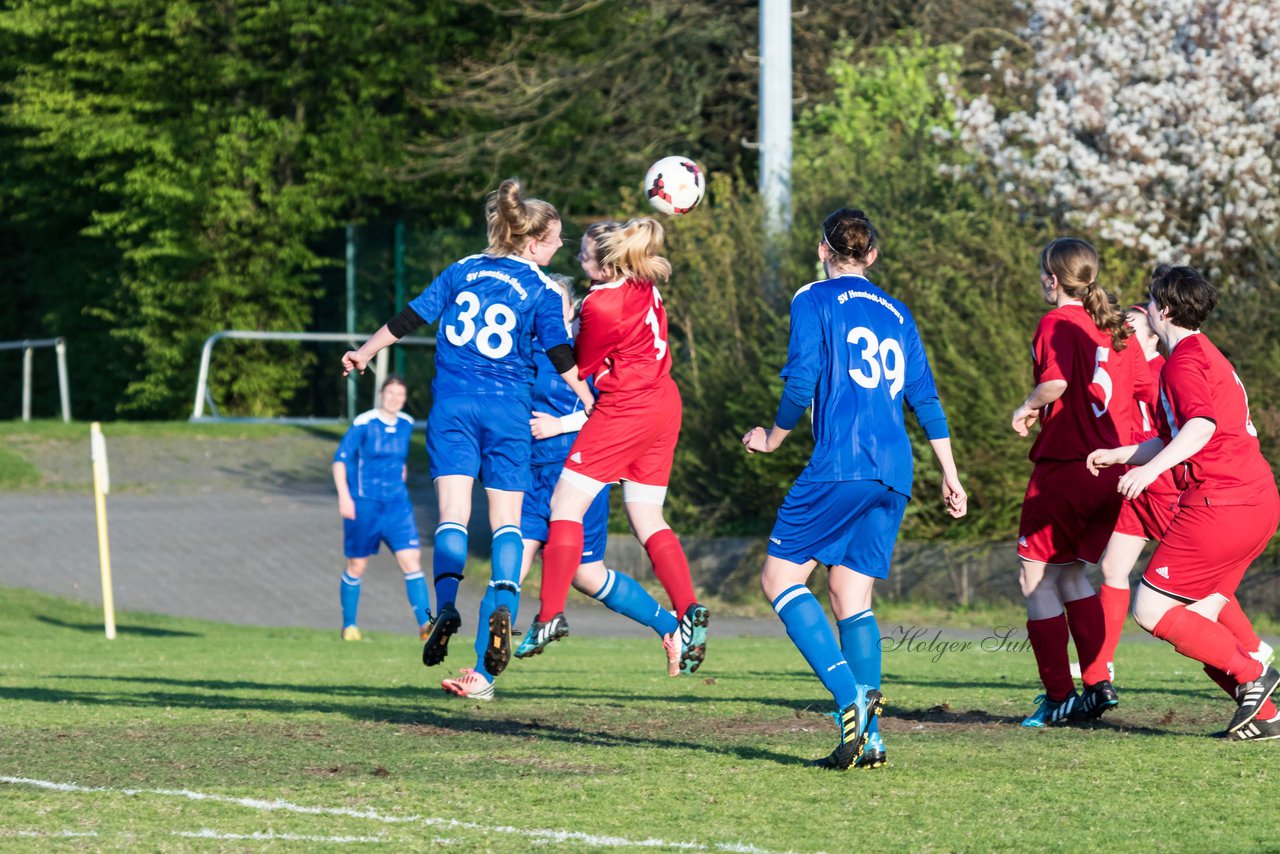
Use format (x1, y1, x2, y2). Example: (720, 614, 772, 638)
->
(35, 616, 201, 638)
(0, 680, 807, 767)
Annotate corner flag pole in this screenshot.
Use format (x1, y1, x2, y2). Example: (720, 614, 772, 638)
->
(90, 422, 116, 640)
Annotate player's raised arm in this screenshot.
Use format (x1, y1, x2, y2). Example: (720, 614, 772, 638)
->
(341, 264, 456, 376)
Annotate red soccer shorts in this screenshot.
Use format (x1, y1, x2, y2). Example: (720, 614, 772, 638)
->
(1141, 496, 1280, 601)
(1113, 488, 1180, 540)
(1017, 460, 1123, 564)
(563, 378, 682, 487)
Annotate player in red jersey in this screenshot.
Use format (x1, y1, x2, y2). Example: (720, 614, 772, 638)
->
(1011, 238, 1155, 726)
(1092, 304, 1180, 680)
(1088, 265, 1280, 741)
(517, 218, 709, 674)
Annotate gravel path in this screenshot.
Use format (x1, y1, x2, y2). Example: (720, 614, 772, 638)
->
(0, 431, 784, 641)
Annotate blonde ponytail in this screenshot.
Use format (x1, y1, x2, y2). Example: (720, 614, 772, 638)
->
(597, 217, 671, 283)
(1040, 238, 1131, 350)
(484, 178, 559, 256)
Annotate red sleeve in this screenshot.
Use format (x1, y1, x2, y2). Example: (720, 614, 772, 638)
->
(574, 289, 621, 380)
(1032, 313, 1068, 384)
(1164, 349, 1216, 425)
(1130, 347, 1157, 410)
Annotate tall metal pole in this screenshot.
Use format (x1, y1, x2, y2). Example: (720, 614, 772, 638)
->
(394, 220, 406, 377)
(760, 0, 793, 240)
(345, 224, 357, 421)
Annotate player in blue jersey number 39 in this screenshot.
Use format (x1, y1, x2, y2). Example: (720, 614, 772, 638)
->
(743, 207, 967, 770)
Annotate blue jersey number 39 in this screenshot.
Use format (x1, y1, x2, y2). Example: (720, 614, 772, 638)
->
(847, 326, 905, 399)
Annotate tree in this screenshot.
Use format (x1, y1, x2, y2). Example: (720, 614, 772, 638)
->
(952, 0, 1280, 269)
(1, 0, 465, 416)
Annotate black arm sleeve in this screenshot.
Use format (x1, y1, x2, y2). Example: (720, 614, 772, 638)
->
(386, 305, 426, 339)
(547, 343, 577, 375)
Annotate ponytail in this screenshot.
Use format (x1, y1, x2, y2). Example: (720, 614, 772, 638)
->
(597, 217, 671, 283)
(1040, 238, 1131, 350)
(484, 177, 559, 256)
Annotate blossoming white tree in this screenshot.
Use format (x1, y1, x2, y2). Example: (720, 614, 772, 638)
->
(953, 0, 1280, 266)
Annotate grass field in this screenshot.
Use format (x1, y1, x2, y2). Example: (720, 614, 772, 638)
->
(1, 587, 1275, 853)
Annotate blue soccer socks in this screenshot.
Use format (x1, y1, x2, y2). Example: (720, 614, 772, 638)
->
(340, 571, 362, 629)
(433, 522, 468, 608)
(403, 570, 431, 628)
(772, 584, 859, 709)
(473, 583, 497, 682)
(490, 526, 523, 616)
(591, 569, 679, 637)
(838, 609, 882, 736)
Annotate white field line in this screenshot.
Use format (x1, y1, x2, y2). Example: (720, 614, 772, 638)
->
(175, 829, 388, 843)
(0, 830, 99, 838)
(1, 776, 798, 853)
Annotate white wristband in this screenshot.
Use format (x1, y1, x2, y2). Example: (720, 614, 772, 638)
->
(559, 410, 589, 434)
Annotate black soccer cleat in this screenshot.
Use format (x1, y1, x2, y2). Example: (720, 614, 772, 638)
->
(855, 732, 887, 769)
(1230, 714, 1280, 742)
(422, 604, 461, 667)
(1229, 666, 1280, 734)
(810, 689, 884, 771)
(1075, 680, 1120, 721)
(484, 605, 513, 677)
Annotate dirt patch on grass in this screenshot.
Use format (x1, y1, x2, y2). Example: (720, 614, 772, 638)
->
(486, 755, 618, 774)
(304, 764, 392, 777)
(884, 703, 1022, 731)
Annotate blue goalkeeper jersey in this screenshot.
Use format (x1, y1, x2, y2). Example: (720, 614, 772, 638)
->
(334, 409, 414, 502)
(781, 274, 947, 496)
(408, 254, 572, 403)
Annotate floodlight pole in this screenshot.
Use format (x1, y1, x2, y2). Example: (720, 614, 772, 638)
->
(759, 0, 793, 240)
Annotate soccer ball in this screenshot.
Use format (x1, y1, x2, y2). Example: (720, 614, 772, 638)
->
(644, 156, 705, 215)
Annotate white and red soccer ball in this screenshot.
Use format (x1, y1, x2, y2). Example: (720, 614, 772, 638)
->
(644, 156, 705, 215)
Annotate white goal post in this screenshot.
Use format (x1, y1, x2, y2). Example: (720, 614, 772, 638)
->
(190, 330, 435, 424)
(0, 337, 71, 422)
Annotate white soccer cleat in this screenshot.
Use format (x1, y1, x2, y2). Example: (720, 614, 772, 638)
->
(441, 668, 495, 701)
(661, 632, 681, 678)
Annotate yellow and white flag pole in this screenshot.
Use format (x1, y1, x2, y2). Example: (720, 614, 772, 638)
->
(90, 422, 116, 640)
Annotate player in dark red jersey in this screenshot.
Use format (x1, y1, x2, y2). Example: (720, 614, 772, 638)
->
(1091, 304, 1178, 681)
(518, 218, 709, 674)
(1011, 238, 1155, 726)
(1088, 265, 1280, 741)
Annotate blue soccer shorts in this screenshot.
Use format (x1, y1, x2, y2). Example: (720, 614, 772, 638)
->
(426, 394, 531, 492)
(767, 478, 907, 578)
(523, 460, 611, 561)
(344, 496, 421, 558)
